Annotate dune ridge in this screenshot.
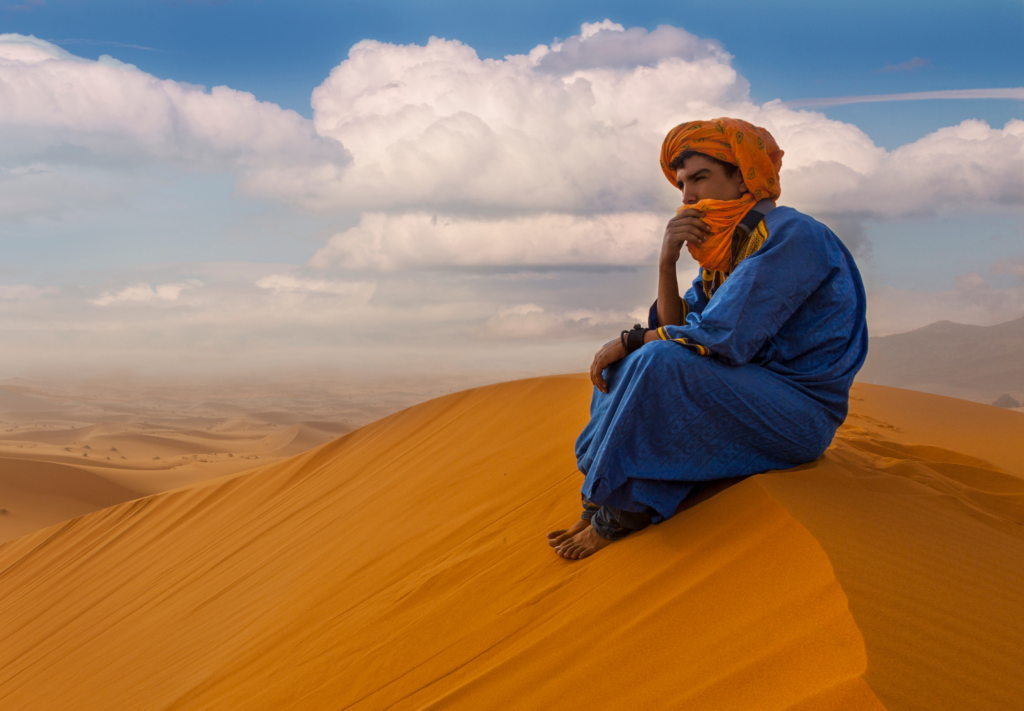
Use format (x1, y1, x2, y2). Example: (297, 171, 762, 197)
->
(1, 377, 1022, 709)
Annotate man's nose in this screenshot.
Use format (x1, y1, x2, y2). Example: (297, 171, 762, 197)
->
(682, 186, 699, 205)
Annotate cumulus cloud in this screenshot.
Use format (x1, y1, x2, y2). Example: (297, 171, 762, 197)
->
(294, 25, 745, 215)
(1, 21, 1022, 375)
(278, 21, 1021, 264)
(786, 119, 1024, 219)
(93, 280, 202, 306)
(0, 34, 349, 175)
(537, 22, 729, 73)
(308, 212, 670, 270)
(3, 25, 1021, 263)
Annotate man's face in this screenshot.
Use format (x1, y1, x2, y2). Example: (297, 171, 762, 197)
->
(675, 154, 747, 205)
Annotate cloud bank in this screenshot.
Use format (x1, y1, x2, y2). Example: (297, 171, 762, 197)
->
(3, 27, 1021, 267)
(0, 24, 1021, 376)
(296, 24, 1021, 267)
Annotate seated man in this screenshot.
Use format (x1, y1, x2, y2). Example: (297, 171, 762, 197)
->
(549, 117, 868, 559)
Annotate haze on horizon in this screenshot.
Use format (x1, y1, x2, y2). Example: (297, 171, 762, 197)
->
(0, 1, 1022, 383)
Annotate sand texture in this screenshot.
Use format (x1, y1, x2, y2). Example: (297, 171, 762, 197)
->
(1, 377, 1022, 710)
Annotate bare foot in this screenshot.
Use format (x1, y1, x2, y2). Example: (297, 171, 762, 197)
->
(547, 518, 590, 548)
(554, 525, 614, 560)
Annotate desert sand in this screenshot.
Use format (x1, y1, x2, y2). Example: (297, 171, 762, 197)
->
(0, 377, 1021, 710)
(0, 373, 489, 544)
(0, 396, 352, 544)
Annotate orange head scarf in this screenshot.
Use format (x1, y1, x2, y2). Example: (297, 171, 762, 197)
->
(660, 118, 784, 272)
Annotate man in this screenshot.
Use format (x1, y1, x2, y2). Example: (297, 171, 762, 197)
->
(548, 117, 868, 560)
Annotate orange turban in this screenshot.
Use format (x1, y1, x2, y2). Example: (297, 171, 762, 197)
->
(659, 118, 784, 272)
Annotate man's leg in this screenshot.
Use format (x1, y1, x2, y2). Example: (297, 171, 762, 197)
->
(577, 340, 835, 518)
(555, 501, 653, 559)
(550, 340, 836, 559)
(547, 494, 599, 547)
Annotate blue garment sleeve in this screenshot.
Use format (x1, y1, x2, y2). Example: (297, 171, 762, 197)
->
(683, 269, 708, 319)
(659, 215, 832, 366)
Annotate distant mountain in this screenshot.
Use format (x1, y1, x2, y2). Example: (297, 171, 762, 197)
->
(857, 316, 1024, 405)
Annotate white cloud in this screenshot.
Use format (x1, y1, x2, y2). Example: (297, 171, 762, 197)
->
(785, 119, 1024, 219)
(255, 274, 376, 300)
(280, 22, 1020, 266)
(93, 280, 202, 306)
(0, 34, 349, 174)
(539, 22, 729, 72)
(3, 26, 1021, 264)
(308, 211, 671, 270)
(0, 23, 1022, 376)
(293, 25, 743, 215)
(485, 303, 642, 338)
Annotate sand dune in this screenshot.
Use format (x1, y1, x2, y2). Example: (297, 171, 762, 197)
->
(0, 376, 1020, 709)
(0, 458, 142, 542)
(0, 385, 357, 543)
(0, 387, 63, 413)
(858, 316, 1024, 404)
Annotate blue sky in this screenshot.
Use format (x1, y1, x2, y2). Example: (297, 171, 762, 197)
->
(0, 1, 1021, 378)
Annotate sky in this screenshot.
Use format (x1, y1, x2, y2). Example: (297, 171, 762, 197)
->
(0, 0, 1022, 381)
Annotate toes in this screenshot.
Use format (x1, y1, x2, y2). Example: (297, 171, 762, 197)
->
(556, 541, 578, 559)
(547, 530, 567, 546)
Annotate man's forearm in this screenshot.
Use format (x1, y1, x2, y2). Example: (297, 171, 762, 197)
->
(656, 262, 683, 327)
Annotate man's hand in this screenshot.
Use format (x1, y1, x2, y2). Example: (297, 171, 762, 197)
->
(660, 209, 711, 266)
(590, 338, 627, 394)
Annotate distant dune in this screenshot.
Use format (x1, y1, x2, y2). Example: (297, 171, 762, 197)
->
(0, 387, 62, 414)
(1, 376, 1021, 709)
(858, 316, 1024, 404)
(0, 386, 357, 543)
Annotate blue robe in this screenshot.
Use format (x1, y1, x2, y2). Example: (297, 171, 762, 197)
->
(576, 207, 868, 521)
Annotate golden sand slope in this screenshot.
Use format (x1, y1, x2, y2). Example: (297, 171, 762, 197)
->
(1, 378, 1021, 710)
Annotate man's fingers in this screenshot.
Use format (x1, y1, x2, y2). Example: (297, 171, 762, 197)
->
(592, 358, 608, 393)
(666, 226, 708, 246)
(590, 356, 604, 393)
(668, 213, 712, 231)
